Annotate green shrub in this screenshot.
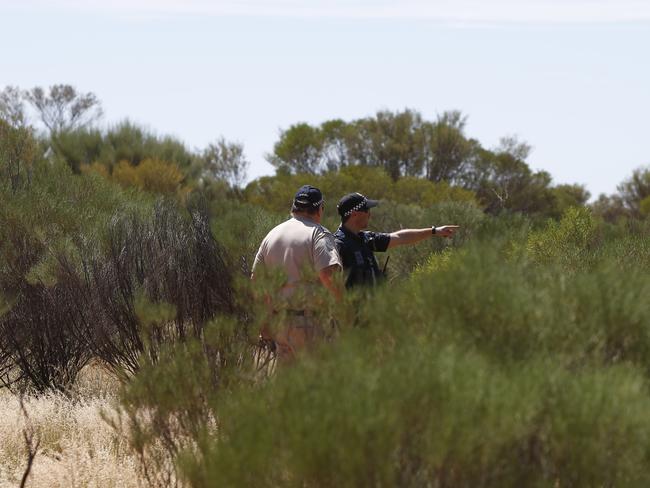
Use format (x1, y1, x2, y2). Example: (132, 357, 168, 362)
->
(526, 206, 600, 269)
(0, 161, 237, 390)
(179, 343, 538, 487)
(53, 121, 197, 174)
(179, 337, 650, 487)
(0, 160, 142, 391)
(388, 176, 476, 207)
(110, 234, 650, 487)
(243, 166, 477, 224)
(0, 119, 37, 193)
(641, 195, 650, 218)
(540, 364, 650, 487)
(597, 233, 650, 268)
(210, 200, 286, 276)
(111, 158, 186, 196)
(374, 240, 650, 369)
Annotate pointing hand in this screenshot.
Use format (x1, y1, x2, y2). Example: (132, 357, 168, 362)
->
(435, 225, 460, 238)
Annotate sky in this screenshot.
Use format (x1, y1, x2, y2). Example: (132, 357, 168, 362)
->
(1, 0, 649, 198)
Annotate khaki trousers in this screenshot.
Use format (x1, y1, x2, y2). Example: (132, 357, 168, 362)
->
(274, 315, 323, 360)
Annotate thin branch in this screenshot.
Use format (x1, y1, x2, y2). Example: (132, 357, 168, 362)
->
(19, 393, 41, 488)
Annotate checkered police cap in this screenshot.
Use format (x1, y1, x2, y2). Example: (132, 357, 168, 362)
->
(337, 193, 380, 217)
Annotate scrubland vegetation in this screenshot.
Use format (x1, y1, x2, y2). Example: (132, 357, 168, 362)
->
(1, 85, 650, 487)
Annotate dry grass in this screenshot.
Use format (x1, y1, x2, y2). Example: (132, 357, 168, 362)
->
(0, 364, 143, 488)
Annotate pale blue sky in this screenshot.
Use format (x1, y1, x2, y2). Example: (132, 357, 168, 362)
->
(2, 1, 649, 197)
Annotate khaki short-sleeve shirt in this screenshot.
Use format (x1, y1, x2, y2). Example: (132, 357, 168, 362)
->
(252, 216, 342, 298)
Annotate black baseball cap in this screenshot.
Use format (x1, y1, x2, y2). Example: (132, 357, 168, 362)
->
(337, 193, 380, 217)
(293, 185, 324, 208)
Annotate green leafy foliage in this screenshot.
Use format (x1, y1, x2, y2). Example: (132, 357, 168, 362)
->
(0, 159, 237, 391)
(0, 159, 145, 391)
(128, 230, 650, 487)
(244, 166, 476, 217)
(210, 200, 285, 275)
(549, 183, 591, 219)
(38, 120, 198, 174)
(178, 246, 650, 486)
(265, 110, 590, 219)
(111, 158, 186, 196)
(526, 207, 599, 269)
(640, 195, 650, 218)
(268, 109, 473, 183)
(618, 165, 650, 217)
(0, 118, 37, 193)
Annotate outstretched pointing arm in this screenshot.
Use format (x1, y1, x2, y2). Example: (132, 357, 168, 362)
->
(387, 225, 459, 249)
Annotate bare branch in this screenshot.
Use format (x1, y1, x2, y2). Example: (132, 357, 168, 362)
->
(0, 86, 28, 127)
(24, 84, 103, 134)
(202, 138, 250, 189)
(19, 393, 41, 488)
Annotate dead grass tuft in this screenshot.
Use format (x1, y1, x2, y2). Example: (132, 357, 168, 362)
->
(0, 365, 141, 488)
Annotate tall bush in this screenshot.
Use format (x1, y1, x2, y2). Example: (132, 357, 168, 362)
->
(526, 206, 600, 269)
(0, 160, 237, 390)
(111, 158, 185, 196)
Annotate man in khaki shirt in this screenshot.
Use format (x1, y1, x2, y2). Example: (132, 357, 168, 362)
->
(252, 185, 341, 359)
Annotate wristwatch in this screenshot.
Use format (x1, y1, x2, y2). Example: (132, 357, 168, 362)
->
(431, 226, 436, 235)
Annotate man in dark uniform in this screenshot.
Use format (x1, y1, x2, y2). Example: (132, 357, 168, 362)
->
(334, 193, 459, 288)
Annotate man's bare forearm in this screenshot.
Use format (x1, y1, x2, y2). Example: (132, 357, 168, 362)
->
(387, 228, 432, 248)
(319, 264, 342, 301)
(388, 225, 459, 248)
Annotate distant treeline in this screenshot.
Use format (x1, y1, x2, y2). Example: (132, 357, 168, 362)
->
(1, 84, 649, 222)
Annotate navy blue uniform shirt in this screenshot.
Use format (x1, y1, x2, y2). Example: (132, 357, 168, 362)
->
(334, 226, 391, 288)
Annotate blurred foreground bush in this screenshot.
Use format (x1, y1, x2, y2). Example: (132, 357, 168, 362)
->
(182, 344, 650, 487)
(116, 233, 650, 487)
